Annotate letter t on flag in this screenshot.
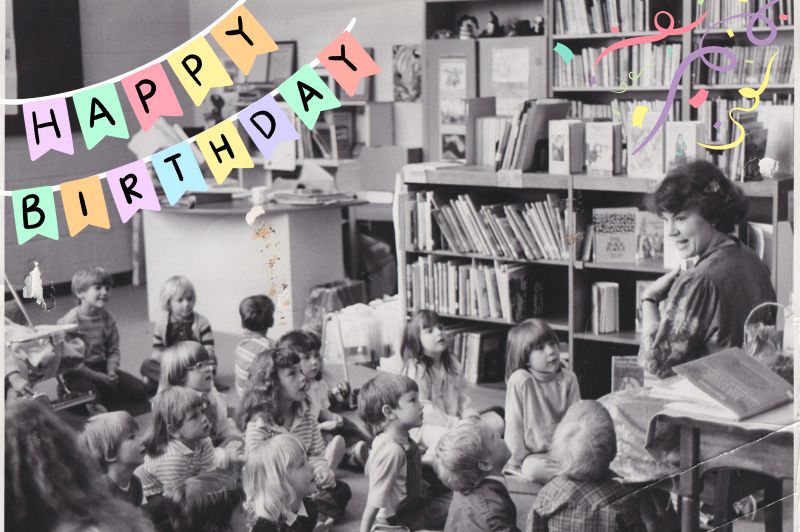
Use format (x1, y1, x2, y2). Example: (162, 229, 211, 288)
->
(317, 32, 380, 97)
(60, 176, 112, 237)
(278, 65, 341, 129)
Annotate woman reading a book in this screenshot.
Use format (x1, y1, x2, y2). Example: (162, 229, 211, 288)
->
(598, 161, 775, 525)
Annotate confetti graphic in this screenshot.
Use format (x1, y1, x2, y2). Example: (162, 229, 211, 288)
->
(713, 120, 722, 130)
(632, 105, 648, 127)
(610, 26, 620, 33)
(726, 28, 735, 37)
(688, 88, 709, 109)
(553, 42, 575, 64)
(590, 75, 598, 85)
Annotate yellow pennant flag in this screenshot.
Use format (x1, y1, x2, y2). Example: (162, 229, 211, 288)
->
(167, 37, 233, 106)
(210, 5, 278, 75)
(196, 120, 254, 184)
(60, 175, 111, 237)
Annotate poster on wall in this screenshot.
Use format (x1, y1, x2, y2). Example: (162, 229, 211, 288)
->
(392, 44, 421, 102)
(491, 47, 528, 117)
(438, 56, 467, 162)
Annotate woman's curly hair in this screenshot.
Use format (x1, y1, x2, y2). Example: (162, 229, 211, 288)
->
(647, 160, 749, 233)
(236, 345, 301, 431)
(5, 401, 156, 532)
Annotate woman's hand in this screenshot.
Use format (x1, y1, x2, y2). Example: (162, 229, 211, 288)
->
(642, 268, 681, 303)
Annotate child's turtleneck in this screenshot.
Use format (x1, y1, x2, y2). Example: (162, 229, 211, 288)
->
(529, 366, 559, 383)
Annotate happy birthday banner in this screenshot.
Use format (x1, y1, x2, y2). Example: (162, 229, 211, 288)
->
(3, 3, 379, 245)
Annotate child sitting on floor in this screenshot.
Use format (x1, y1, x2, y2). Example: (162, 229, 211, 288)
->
(169, 471, 247, 532)
(434, 418, 519, 532)
(142, 275, 224, 390)
(243, 434, 322, 532)
(58, 266, 149, 411)
(358, 373, 452, 532)
(527, 400, 645, 532)
(159, 341, 243, 469)
(234, 294, 275, 398)
(136, 387, 220, 498)
(401, 310, 504, 461)
(279, 330, 372, 471)
(504, 318, 580, 483)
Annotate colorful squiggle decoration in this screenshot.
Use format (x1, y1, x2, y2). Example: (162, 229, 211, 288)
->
(697, 51, 779, 151)
(630, 0, 781, 155)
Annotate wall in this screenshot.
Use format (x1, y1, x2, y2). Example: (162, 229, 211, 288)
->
(188, 0, 425, 147)
(4, 0, 194, 284)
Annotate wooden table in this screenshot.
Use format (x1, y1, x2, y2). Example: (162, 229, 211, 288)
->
(650, 404, 794, 532)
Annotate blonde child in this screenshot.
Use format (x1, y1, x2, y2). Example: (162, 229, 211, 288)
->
(402, 310, 504, 459)
(237, 345, 351, 523)
(434, 418, 519, 532)
(504, 319, 580, 483)
(141, 275, 224, 390)
(168, 471, 247, 532)
(80, 411, 146, 507)
(358, 373, 451, 532)
(159, 341, 243, 468)
(135, 386, 219, 498)
(235, 294, 276, 397)
(243, 434, 320, 532)
(528, 400, 645, 531)
(280, 330, 372, 471)
(58, 266, 149, 410)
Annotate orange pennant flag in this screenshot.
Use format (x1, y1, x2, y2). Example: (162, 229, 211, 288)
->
(60, 175, 111, 237)
(210, 5, 278, 76)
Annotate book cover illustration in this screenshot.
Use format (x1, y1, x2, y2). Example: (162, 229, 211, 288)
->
(635, 211, 664, 265)
(548, 119, 568, 173)
(592, 207, 638, 263)
(585, 122, 621, 175)
(611, 356, 645, 391)
(635, 280, 654, 332)
(665, 121, 704, 170)
(626, 114, 664, 178)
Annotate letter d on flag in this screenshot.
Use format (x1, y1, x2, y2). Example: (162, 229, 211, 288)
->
(12, 186, 60, 245)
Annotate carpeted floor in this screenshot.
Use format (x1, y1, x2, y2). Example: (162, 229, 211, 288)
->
(15, 284, 791, 532)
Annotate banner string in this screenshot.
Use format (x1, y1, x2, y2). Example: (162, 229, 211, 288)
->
(2, 17, 358, 197)
(0, 0, 248, 105)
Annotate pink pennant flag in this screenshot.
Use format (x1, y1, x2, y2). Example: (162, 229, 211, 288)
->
(22, 98, 74, 161)
(122, 64, 184, 132)
(317, 32, 380, 97)
(105, 160, 162, 223)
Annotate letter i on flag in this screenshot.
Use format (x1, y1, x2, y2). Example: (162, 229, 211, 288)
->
(278, 65, 341, 129)
(210, 5, 278, 75)
(151, 142, 208, 205)
(60, 176, 111, 237)
(12, 186, 59, 245)
(239, 94, 299, 161)
(167, 37, 233, 106)
(196, 121, 254, 184)
(317, 32, 380, 97)
(106, 160, 162, 223)
(72, 83, 130, 150)
(122, 64, 184, 132)
(23, 98, 74, 161)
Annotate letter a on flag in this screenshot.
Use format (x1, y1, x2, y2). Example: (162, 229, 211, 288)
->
(278, 65, 340, 129)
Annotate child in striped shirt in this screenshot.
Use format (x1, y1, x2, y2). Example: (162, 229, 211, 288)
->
(234, 294, 275, 397)
(237, 345, 351, 523)
(135, 387, 219, 498)
(58, 266, 149, 410)
(141, 275, 222, 390)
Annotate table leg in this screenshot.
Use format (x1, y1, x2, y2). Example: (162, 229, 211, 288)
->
(678, 426, 701, 532)
(347, 207, 359, 279)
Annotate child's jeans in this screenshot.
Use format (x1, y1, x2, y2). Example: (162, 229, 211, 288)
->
(313, 479, 352, 521)
(64, 361, 150, 410)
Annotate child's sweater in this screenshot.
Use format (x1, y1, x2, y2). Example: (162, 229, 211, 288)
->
(135, 438, 217, 497)
(57, 307, 120, 370)
(202, 387, 243, 467)
(504, 367, 581, 467)
(234, 331, 274, 397)
(151, 311, 215, 359)
(403, 360, 478, 428)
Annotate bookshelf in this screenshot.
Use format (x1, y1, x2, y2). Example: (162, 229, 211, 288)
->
(413, 0, 795, 397)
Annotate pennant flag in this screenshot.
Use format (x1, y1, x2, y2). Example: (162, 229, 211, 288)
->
(210, 5, 278, 75)
(278, 65, 341, 129)
(106, 160, 162, 223)
(167, 36, 233, 106)
(73, 83, 130, 150)
(239, 94, 299, 161)
(195, 120, 254, 184)
(151, 142, 208, 205)
(122, 64, 184, 132)
(12, 186, 59, 245)
(59, 176, 111, 237)
(22, 98, 74, 161)
(317, 32, 380, 96)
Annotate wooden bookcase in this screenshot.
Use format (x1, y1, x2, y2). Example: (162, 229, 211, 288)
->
(398, 169, 793, 398)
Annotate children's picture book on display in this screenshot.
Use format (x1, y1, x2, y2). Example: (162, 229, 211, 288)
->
(665, 121, 704, 171)
(626, 114, 664, 178)
(585, 122, 622, 175)
(611, 356, 645, 391)
(592, 207, 638, 263)
(635, 211, 664, 266)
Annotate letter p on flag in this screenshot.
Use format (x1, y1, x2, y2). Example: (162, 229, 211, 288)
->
(317, 32, 380, 97)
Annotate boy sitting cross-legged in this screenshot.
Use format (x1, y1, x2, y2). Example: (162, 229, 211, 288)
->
(358, 373, 451, 532)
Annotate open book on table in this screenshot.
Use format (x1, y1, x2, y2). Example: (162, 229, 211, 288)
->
(649, 348, 793, 421)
